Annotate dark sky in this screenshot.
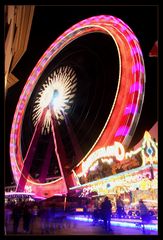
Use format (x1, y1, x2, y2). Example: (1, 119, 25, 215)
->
(5, 5, 158, 185)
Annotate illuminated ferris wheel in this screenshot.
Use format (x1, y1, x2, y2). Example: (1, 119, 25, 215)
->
(10, 15, 145, 198)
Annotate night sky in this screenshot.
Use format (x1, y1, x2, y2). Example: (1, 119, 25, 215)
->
(5, 5, 158, 186)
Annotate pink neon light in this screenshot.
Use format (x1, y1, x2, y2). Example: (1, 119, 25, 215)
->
(5, 192, 35, 196)
(36, 67, 41, 73)
(20, 104, 24, 109)
(10, 143, 15, 147)
(120, 25, 127, 31)
(41, 59, 47, 66)
(115, 126, 130, 137)
(80, 19, 90, 25)
(107, 16, 115, 21)
(10, 133, 15, 139)
(17, 115, 21, 120)
(124, 104, 138, 115)
(20, 95, 24, 99)
(130, 82, 143, 93)
(10, 148, 15, 154)
(126, 34, 137, 42)
(99, 15, 109, 21)
(45, 51, 52, 59)
(89, 16, 98, 21)
(112, 18, 120, 24)
(26, 84, 31, 90)
(118, 19, 130, 28)
(132, 63, 145, 73)
(131, 46, 142, 56)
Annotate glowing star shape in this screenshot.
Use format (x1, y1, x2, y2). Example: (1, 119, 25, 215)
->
(32, 66, 77, 134)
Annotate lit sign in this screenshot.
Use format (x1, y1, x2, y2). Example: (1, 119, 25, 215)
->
(81, 142, 125, 175)
(77, 166, 157, 196)
(75, 131, 157, 182)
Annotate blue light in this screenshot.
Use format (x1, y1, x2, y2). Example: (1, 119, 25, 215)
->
(147, 147, 153, 156)
(67, 216, 158, 232)
(51, 89, 59, 107)
(68, 216, 93, 222)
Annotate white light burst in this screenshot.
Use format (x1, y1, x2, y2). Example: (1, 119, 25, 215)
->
(32, 66, 77, 134)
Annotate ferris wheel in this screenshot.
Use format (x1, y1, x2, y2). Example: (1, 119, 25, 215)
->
(10, 15, 145, 198)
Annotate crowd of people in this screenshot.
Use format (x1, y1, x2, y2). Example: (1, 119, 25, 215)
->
(5, 200, 38, 234)
(4, 196, 151, 234)
(4, 199, 65, 234)
(91, 196, 151, 233)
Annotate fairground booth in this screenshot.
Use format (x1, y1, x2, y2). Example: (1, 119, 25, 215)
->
(69, 123, 158, 220)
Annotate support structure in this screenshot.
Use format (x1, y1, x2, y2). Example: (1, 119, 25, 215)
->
(38, 134, 54, 183)
(16, 108, 48, 192)
(50, 108, 74, 192)
(63, 112, 83, 164)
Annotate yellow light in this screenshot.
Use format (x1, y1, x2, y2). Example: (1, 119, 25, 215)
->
(81, 141, 125, 175)
(76, 208, 84, 212)
(141, 131, 158, 165)
(75, 131, 158, 181)
(144, 131, 151, 140)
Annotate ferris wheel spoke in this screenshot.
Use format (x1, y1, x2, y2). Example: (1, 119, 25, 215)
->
(50, 108, 74, 190)
(16, 108, 48, 192)
(38, 133, 55, 183)
(63, 111, 83, 163)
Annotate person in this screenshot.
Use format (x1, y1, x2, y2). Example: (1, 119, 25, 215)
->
(30, 203, 39, 233)
(39, 202, 51, 234)
(5, 203, 12, 233)
(12, 202, 22, 234)
(49, 204, 56, 232)
(138, 199, 149, 233)
(86, 199, 92, 219)
(92, 198, 100, 226)
(101, 196, 113, 232)
(116, 196, 124, 218)
(22, 202, 32, 233)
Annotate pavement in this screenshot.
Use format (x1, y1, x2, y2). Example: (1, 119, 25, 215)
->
(5, 216, 158, 236)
